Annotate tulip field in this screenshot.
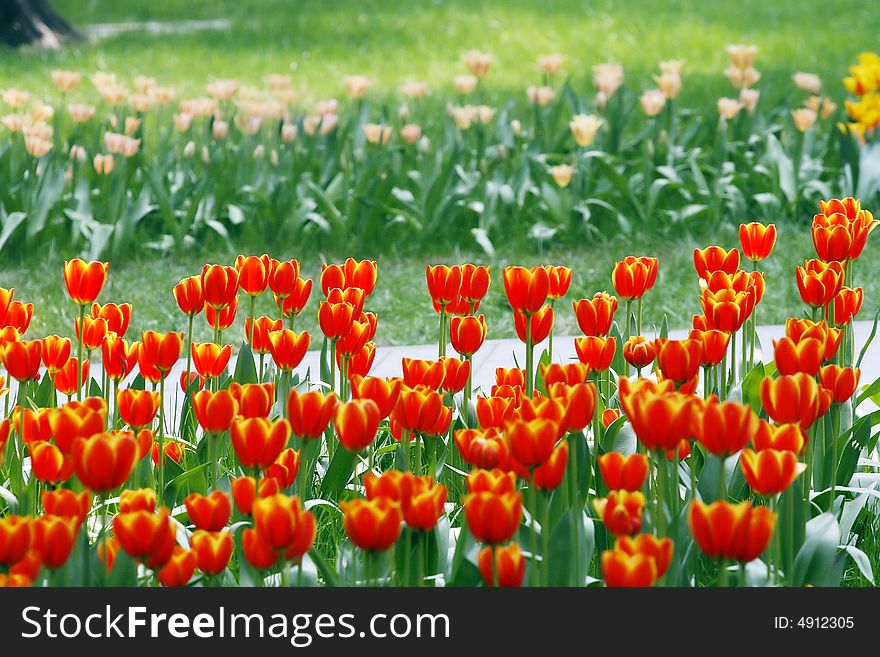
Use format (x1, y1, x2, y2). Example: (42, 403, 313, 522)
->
(1, 1, 880, 591)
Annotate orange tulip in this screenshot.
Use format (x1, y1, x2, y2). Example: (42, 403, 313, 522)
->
(364, 470, 415, 501)
(0, 516, 33, 565)
(321, 258, 378, 297)
(29, 441, 73, 484)
(811, 213, 852, 262)
(185, 491, 232, 531)
(157, 546, 197, 586)
(287, 389, 337, 439)
(623, 336, 656, 369)
(476, 395, 516, 430)
(235, 254, 272, 296)
(573, 292, 618, 336)
(753, 420, 807, 453)
(54, 357, 89, 396)
(544, 265, 572, 299)
(91, 302, 132, 337)
(113, 508, 176, 569)
(601, 549, 658, 587)
(119, 488, 157, 513)
(598, 452, 649, 491)
(403, 479, 447, 530)
(117, 389, 160, 429)
(654, 337, 703, 385)
(47, 397, 107, 453)
(547, 382, 597, 432)
(772, 337, 823, 376)
(201, 264, 239, 309)
(41, 335, 72, 374)
(816, 198, 878, 260)
(818, 365, 860, 403)
(593, 490, 645, 536)
(71, 431, 138, 492)
(2, 339, 41, 380)
(760, 373, 830, 429)
(514, 305, 554, 343)
(695, 399, 758, 457)
(402, 358, 445, 390)
(463, 491, 522, 544)
(460, 264, 491, 303)
(335, 398, 381, 451)
(102, 333, 133, 382)
(795, 259, 845, 308)
(688, 500, 775, 562)
(624, 389, 696, 451)
(139, 330, 184, 374)
(267, 258, 301, 299)
(265, 447, 300, 489)
(318, 300, 355, 339)
(455, 428, 509, 470)
(75, 315, 108, 350)
(205, 296, 238, 330)
(346, 341, 376, 378)
(833, 286, 863, 325)
(425, 265, 462, 307)
(241, 528, 279, 570)
(449, 314, 488, 356)
(784, 318, 842, 362)
(602, 408, 621, 427)
(173, 275, 204, 316)
(190, 530, 233, 575)
(574, 336, 616, 370)
(63, 259, 109, 305)
(503, 417, 558, 468)
(611, 256, 658, 300)
(42, 489, 90, 527)
(336, 319, 371, 357)
(341, 498, 402, 551)
(393, 386, 445, 435)
(533, 442, 569, 490)
(265, 328, 309, 371)
(276, 277, 312, 319)
(0, 573, 32, 587)
(0, 287, 13, 324)
(700, 288, 754, 332)
(615, 533, 673, 577)
(688, 328, 730, 366)
(693, 246, 740, 279)
(2, 301, 33, 334)
(350, 375, 401, 419)
(231, 417, 291, 469)
(439, 356, 470, 393)
(740, 448, 805, 495)
(467, 469, 517, 494)
(479, 543, 526, 587)
(739, 222, 777, 261)
(151, 440, 184, 467)
(33, 515, 78, 568)
(503, 265, 549, 314)
(541, 363, 588, 387)
(229, 382, 275, 418)
(191, 388, 238, 433)
(245, 316, 283, 353)
(231, 476, 281, 516)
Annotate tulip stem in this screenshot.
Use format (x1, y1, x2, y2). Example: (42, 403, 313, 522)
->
(76, 303, 86, 401)
(636, 298, 643, 338)
(491, 545, 498, 587)
(464, 355, 473, 427)
(329, 339, 337, 397)
(541, 491, 551, 586)
(525, 321, 534, 397)
(438, 309, 447, 359)
(730, 331, 737, 386)
(248, 296, 256, 347)
(528, 472, 540, 587)
(718, 560, 729, 588)
(719, 455, 727, 502)
(158, 375, 166, 502)
(185, 314, 194, 396)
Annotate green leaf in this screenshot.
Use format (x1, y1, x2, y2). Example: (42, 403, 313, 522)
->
(319, 448, 355, 501)
(842, 545, 874, 584)
(307, 548, 338, 587)
(547, 509, 594, 586)
(792, 512, 841, 587)
(233, 340, 258, 384)
(741, 361, 765, 413)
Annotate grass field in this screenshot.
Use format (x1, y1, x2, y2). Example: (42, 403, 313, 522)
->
(1, 0, 875, 107)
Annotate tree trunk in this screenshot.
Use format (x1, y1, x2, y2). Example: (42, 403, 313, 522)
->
(0, 0, 80, 49)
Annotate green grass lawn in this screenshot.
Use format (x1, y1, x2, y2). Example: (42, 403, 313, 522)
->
(1, 0, 875, 108)
(7, 224, 879, 347)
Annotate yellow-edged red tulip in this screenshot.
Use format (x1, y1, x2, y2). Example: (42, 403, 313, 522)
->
(463, 491, 522, 544)
(190, 530, 233, 575)
(191, 342, 232, 379)
(624, 389, 696, 452)
(402, 358, 445, 390)
(102, 333, 133, 382)
(340, 498, 402, 551)
(246, 316, 283, 353)
(318, 300, 355, 339)
(700, 288, 754, 332)
(833, 286, 864, 325)
(740, 448, 805, 495)
(593, 490, 645, 536)
(75, 315, 107, 350)
(739, 222, 777, 261)
(541, 362, 588, 387)
(601, 549, 658, 587)
(460, 264, 490, 304)
(403, 479, 447, 530)
(818, 365, 860, 403)
(2, 339, 41, 381)
(393, 385, 445, 435)
(350, 375, 401, 419)
(449, 314, 487, 356)
(467, 469, 517, 494)
(265, 448, 300, 489)
(231, 476, 281, 516)
(598, 452, 649, 491)
(157, 546, 197, 587)
(33, 515, 78, 569)
(192, 389, 238, 433)
(29, 441, 73, 484)
(544, 265, 572, 299)
(229, 382, 275, 418)
(119, 488, 157, 513)
(574, 335, 616, 370)
(0, 516, 33, 565)
(503, 265, 549, 314)
(693, 245, 740, 279)
(63, 258, 109, 305)
(139, 330, 184, 374)
(688, 328, 730, 366)
(504, 417, 558, 467)
(533, 441, 568, 490)
(753, 420, 807, 453)
(54, 357, 89, 396)
(113, 508, 176, 569)
(267, 258, 301, 299)
(695, 399, 758, 457)
(268, 328, 310, 371)
(241, 528, 279, 570)
(654, 337, 703, 385)
(439, 356, 469, 393)
(173, 275, 204, 316)
(41, 335, 71, 374)
(573, 292, 618, 337)
(773, 336, 823, 376)
(795, 259, 845, 308)
(623, 336, 656, 369)
(478, 543, 526, 587)
(346, 341, 376, 378)
(276, 277, 312, 319)
(611, 256, 658, 300)
(287, 389, 337, 440)
(71, 431, 138, 492)
(2, 301, 33, 334)
(455, 428, 509, 470)
(231, 417, 291, 469)
(334, 398, 381, 451)
(42, 489, 90, 527)
(547, 382, 597, 432)
(760, 372, 830, 429)
(514, 305, 553, 343)
(205, 296, 238, 330)
(235, 254, 272, 296)
(91, 302, 132, 337)
(615, 534, 673, 577)
(476, 395, 516, 430)
(425, 264, 462, 307)
(201, 264, 239, 309)
(117, 389, 160, 429)
(688, 500, 775, 562)
(47, 397, 107, 453)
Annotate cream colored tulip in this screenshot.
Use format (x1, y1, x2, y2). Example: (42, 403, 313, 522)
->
(207, 79, 240, 100)
(739, 88, 760, 113)
(659, 60, 685, 77)
(265, 74, 291, 91)
(30, 102, 54, 123)
(640, 90, 666, 117)
(129, 94, 155, 113)
(67, 103, 96, 123)
(344, 75, 371, 100)
(363, 123, 393, 145)
(401, 81, 428, 98)
(654, 72, 681, 99)
(792, 72, 821, 95)
(569, 113, 603, 147)
(550, 164, 573, 188)
(150, 87, 175, 105)
(462, 50, 493, 78)
(724, 66, 761, 89)
(726, 44, 758, 70)
(454, 75, 478, 95)
(25, 137, 52, 158)
(93, 153, 115, 175)
(69, 144, 86, 163)
(281, 123, 298, 144)
(792, 107, 818, 132)
(51, 70, 81, 93)
(315, 99, 339, 115)
(592, 63, 624, 98)
(124, 117, 141, 136)
(401, 123, 422, 145)
(173, 112, 194, 132)
(2, 88, 29, 108)
(1, 114, 25, 132)
(183, 141, 196, 158)
(717, 97, 742, 120)
(133, 75, 157, 94)
(538, 54, 564, 74)
(527, 85, 556, 107)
